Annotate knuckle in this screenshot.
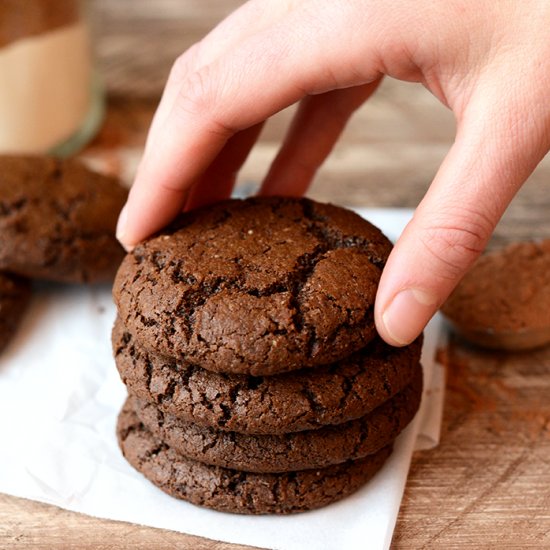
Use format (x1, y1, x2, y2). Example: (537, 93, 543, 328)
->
(175, 66, 234, 137)
(179, 65, 215, 114)
(418, 211, 492, 279)
(170, 54, 188, 82)
(170, 44, 200, 81)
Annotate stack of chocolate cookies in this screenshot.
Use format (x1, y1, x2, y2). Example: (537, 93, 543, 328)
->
(112, 197, 423, 514)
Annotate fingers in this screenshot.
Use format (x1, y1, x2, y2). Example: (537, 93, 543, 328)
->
(145, 0, 293, 157)
(118, 1, 297, 249)
(375, 80, 550, 346)
(259, 80, 382, 197)
(185, 123, 264, 211)
(117, 2, 381, 248)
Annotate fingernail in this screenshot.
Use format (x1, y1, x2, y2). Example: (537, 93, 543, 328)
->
(381, 288, 438, 345)
(116, 205, 134, 252)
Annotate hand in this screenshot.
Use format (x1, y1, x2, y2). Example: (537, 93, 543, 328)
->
(116, 0, 550, 346)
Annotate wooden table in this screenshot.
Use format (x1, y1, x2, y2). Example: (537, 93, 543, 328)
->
(2, 2, 550, 548)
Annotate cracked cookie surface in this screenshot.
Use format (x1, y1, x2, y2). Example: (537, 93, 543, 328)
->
(127, 365, 422, 473)
(117, 402, 392, 515)
(113, 197, 393, 375)
(0, 271, 31, 353)
(113, 317, 422, 434)
(0, 155, 127, 283)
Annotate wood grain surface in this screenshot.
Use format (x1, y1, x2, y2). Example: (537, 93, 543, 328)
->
(1, 1, 550, 549)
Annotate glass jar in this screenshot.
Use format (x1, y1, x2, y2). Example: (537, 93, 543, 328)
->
(0, 0, 104, 156)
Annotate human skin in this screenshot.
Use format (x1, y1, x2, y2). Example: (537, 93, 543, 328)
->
(116, 0, 550, 346)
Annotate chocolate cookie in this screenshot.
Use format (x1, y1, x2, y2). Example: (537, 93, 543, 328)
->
(442, 239, 550, 350)
(117, 403, 392, 515)
(0, 155, 128, 283)
(113, 197, 392, 375)
(128, 365, 422, 473)
(113, 317, 422, 434)
(0, 271, 31, 353)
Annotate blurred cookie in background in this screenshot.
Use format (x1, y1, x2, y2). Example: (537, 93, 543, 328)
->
(441, 239, 550, 351)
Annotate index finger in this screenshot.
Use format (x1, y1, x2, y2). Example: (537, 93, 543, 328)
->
(116, 2, 381, 248)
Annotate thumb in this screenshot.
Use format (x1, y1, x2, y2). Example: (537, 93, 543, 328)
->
(375, 82, 550, 346)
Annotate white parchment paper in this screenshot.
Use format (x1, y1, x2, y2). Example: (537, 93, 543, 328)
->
(0, 208, 445, 550)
